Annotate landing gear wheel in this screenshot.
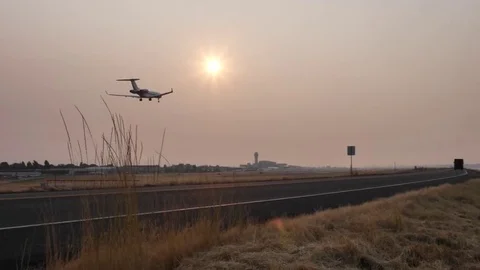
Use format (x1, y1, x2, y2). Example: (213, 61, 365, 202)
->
(149, 98, 152, 101)
(139, 98, 143, 101)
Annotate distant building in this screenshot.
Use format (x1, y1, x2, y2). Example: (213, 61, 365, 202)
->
(239, 152, 289, 171)
(276, 163, 288, 168)
(258, 160, 277, 168)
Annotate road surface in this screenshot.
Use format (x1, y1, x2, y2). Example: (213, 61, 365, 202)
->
(0, 169, 471, 269)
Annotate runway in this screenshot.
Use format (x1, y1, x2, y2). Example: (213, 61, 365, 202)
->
(0, 169, 471, 268)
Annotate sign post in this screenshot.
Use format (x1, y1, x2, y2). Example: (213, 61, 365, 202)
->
(347, 146, 356, 176)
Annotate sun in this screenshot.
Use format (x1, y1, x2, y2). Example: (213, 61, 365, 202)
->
(194, 49, 231, 85)
(205, 58, 222, 75)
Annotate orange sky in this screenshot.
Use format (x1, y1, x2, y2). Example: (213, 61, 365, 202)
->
(1, 1, 479, 167)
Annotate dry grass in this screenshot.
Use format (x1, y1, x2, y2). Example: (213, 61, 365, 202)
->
(0, 169, 410, 194)
(0, 179, 47, 193)
(52, 178, 480, 270)
(1, 168, 416, 194)
(50, 213, 242, 270)
(177, 178, 480, 270)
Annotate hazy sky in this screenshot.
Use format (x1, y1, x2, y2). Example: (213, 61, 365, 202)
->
(1, 1, 479, 167)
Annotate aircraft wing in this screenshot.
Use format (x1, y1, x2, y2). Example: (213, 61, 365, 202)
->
(158, 88, 174, 97)
(105, 91, 141, 98)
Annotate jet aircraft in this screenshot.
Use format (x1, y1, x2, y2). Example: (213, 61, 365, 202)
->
(106, 78, 173, 102)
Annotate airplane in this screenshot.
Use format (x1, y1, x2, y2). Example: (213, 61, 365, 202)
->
(105, 78, 173, 102)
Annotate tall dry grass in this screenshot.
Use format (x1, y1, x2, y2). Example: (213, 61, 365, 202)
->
(42, 98, 247, 270)
(45, 98, 146, 268)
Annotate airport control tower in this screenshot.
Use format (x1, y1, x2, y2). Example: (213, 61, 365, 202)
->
(254, 152, 259, 166)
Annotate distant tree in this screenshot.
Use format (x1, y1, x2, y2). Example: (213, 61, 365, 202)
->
(177, 163, 185, 173)
(0, 162, 9, 170)
(21, 161, 26, 169)
(196, 166, 205, 173)
(192, 165, 197, 172)
(80, 162, 89, 168)
(33, 160, 40, 169)
(27, 161, 33, 169)
(44, 160, 51, 168)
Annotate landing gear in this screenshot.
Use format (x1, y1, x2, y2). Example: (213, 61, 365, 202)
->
(139, 98, 142, 101)
(158, 98, 160, 103)
(149, 98, 152, 101)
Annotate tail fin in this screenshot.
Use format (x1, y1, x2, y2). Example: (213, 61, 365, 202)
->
(117, 78, 140, 91)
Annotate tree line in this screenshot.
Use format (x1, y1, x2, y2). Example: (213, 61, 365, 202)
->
(0, 160, 99, 170)
(0, 161, 232, 173)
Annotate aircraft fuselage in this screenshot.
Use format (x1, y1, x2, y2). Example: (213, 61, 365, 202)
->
(130, 89, 162, 98)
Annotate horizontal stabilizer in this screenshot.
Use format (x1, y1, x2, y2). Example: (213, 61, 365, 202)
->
(116, 78, 140, 90)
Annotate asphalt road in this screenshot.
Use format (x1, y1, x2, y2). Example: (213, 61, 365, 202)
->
(0, 169, 471, 269)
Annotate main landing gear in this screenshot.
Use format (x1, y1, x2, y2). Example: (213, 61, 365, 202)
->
(139, 98, 160, 103)
(149, 98, 160, 102)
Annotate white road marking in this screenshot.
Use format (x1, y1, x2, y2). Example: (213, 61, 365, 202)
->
(0, 170, 467, 231)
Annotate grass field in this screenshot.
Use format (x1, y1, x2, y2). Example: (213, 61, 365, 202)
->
(0, 178, 49, 193)
(48, 176, 480, 270)
(0, 168, 411, 194)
